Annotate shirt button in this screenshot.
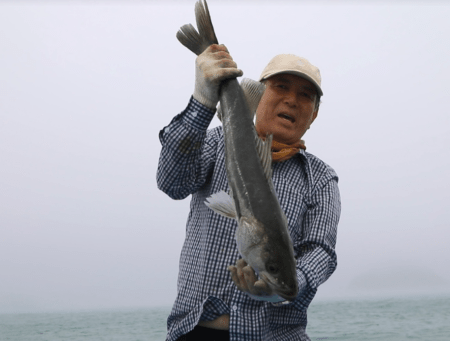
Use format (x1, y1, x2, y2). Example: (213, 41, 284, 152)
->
(232, 305, 237, 311)
(192, 111, 197, 117)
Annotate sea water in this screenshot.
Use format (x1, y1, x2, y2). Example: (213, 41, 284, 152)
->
(1, 295, 449, 341)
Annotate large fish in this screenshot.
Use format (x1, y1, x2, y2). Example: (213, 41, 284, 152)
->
(177, 0, 298, 301)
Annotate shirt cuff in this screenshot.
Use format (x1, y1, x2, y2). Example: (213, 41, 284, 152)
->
(181, 96, 216, 131)
(246, 293, 287, 304)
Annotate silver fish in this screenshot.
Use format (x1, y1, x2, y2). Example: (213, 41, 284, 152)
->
(177, 0, 298, 301)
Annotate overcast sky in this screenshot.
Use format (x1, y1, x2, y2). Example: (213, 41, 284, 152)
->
(1, 1, 449, 313)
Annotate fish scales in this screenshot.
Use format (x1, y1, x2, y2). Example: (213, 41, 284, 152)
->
(220, 81, 284, 233)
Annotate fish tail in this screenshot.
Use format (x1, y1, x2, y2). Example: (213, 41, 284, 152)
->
(176, 0, 219, 56)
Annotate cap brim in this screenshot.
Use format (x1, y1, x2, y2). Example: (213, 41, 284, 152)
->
(260, 70, 323, 97)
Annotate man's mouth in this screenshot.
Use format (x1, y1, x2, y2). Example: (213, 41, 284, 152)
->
(278, 113, 295, 123)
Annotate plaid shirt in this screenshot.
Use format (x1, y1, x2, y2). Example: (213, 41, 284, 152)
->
(157, 97, 341, 341)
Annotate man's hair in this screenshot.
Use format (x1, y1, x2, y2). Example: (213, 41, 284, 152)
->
(314, 96, 321, 111)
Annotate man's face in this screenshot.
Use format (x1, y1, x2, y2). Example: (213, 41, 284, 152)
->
(255, 73, 319, 145)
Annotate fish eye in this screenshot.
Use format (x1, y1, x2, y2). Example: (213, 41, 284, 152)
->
(267, 264, 279, 273)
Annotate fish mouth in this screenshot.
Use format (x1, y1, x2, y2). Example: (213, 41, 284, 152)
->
(277, 113, 295, 123)
(277, 289, 298, 301)
(260, 273, 298, 301)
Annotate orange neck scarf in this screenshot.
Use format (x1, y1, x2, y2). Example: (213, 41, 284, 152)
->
(258, 133, 306, 163)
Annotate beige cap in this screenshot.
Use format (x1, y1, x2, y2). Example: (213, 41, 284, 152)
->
(259, 54, 323, 96)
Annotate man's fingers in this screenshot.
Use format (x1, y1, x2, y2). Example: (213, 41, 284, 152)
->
(217, 59, 238, 69)
(236, 259, 247, 272)
(219, 44, 229, 53)
(204, 45, 231, 60)
(236, 262, 250, 292)
(229, 260, 276, 300)
(243, 266, 271, 296)
(215, 68, 243, 80)
(228, 265, 247, 292)
(228, 265, 239, 286)
(212, 50, 234, 61)
(205, 45, 236, 66)
(243, 266, 258, 295)
(208, 43, 229, 53)
(197, 43, 242, 84)
(254, 279, 273, 296)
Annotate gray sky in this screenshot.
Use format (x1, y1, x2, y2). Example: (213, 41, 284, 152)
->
(1, 1, 449, 313)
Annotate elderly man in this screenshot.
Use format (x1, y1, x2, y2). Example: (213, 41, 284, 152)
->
(157, 45, 340, 341)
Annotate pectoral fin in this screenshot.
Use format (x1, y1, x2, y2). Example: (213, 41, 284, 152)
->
(205, 190, 237, 219)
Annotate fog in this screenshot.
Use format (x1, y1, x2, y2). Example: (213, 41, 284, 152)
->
(1, 1, 449, 313)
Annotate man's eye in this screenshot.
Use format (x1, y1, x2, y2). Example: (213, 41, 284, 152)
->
(300, 92, 314, 100)
(276, 84, 287, 90)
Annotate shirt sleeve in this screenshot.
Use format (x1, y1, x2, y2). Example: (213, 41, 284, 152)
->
(285, 175, 341, 310)
(157, 97, 219, 200)
(272, 171, 341, 310)
(246, 169, 340, 308)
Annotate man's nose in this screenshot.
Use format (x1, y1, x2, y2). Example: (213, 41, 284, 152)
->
(283, 91, 298, 107)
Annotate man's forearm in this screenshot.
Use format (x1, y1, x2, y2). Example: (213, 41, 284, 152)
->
(157, 97, 217, 199)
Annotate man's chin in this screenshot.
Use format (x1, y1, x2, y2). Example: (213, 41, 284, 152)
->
(270, 131, 301, 145)
(255, 123, 306, 145)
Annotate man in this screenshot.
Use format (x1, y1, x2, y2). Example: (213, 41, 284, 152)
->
(157, 44, 340, 341)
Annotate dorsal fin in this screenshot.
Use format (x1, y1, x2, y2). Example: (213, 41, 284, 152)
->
(240, 78, 266, 121)
(255, 133, 273, 180)
(217, 78, 266, 121)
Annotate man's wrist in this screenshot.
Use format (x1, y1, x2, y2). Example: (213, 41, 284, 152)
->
(182, 96, 216, 131)
(192, 89, 218, 111)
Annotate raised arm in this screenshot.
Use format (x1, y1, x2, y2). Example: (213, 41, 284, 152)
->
(157, 44, 242, 199)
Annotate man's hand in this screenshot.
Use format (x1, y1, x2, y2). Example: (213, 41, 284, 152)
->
(228, 259, 274, 297)
(193, 44, 243, 110)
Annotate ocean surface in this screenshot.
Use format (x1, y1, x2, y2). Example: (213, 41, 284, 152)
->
(1, 295, 449, 341)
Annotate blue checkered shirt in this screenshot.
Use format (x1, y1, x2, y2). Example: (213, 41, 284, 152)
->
(157, 97, 341, 341)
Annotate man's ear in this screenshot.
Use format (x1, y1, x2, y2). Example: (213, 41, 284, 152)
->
(307, 110, 319, 129)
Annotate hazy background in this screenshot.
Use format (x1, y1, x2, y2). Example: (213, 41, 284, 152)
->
(1, 0, 449, 313)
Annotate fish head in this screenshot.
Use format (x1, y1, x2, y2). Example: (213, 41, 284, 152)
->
(237, 216, 298, 301)
(258, 243, 299, 301)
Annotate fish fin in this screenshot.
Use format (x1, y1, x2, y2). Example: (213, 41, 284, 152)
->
(216, 104, 223, 121)
(240, 78, 266, 121)
(195, 0, 218, 47)
(176, 0, 219, 56)
(228, 187, 241, 217)
(217, 78, 266, 121)
(205, 190, 237, 219)
(255, 133, 273, 180)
